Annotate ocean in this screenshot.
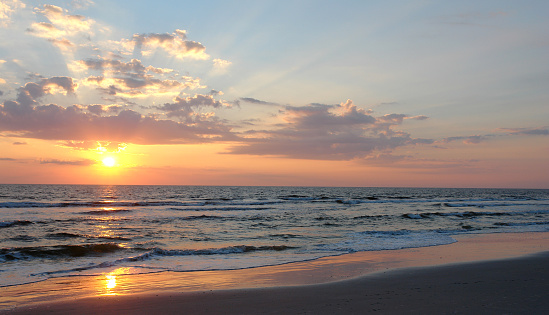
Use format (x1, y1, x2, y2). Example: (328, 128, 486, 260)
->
(1, 185, 548, 288)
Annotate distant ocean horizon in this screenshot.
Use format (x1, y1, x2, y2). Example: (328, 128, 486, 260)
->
(1, 184, 548, 288)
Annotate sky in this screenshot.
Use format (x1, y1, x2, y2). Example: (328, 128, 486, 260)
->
(0, 0, 548, 188)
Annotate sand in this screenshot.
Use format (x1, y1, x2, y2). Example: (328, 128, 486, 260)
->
(2, 232, 549, 314)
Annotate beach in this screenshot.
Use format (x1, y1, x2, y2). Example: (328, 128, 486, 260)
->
(3, 232, 548, 314)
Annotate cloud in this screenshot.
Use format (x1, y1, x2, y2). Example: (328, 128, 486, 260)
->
(406, 115, 429, 120)
(58, 140, 126, 152)
(78, 57, 203, 98)
(213, 59, 231, 68)
(240, 97, 279, 106)
(26, 4, 96, 50)
(0, 0, 25, 28)
(15, 76, 77, 106)
(2, 7, 439, 165)
(39, 4, 94, 34)
(0, 102, 235, 144)
(12, 141, 26, 145)
(443, 135, 486, 144)
(357, 154, 477, 170)
(226, 99, 433, 160)
(86, 104, 123, 115)
(39, 158, 96, 166)
(502, 127, 549, 136)
(442, 127, 549, 145)
(71, 0, 95, 10)
(155, 94, 230, 120)
(132, 30, 209, 60)
(0, 77, 235, 144)
(211, 58, 232, 75)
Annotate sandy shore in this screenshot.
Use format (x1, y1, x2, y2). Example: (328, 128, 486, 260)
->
(2, 232, 549, 314)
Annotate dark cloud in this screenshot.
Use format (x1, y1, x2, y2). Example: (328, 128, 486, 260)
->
(12, 141, 27, 145)
(39, 159, 96, 166)
(502, 127, 549, 136)
(155, 94, 228, 120)
(407, 115, 429, 120)
(15, 77, 76, 106)
(80, 58, 147, 73)
(86, 104, 123, 116)
(240, 97, 279, 106)
(226, 100, 433, 160)
(442, 127, 548, 145)
(444, 135, 486, 144)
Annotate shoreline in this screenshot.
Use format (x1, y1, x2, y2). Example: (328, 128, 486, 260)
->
(2, 232, 549, 313)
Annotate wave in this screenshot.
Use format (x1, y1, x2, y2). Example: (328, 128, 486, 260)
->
(181, 214, 225, 221)
(1, 243, 295, 264)
(442, 202, 543, 208)
(0, 220, 33, 228)
(9, 235, 39, 242)
(169, 206, 274, 211)
(30, 244, 298, 276)
(46, 232, 82, 239)
(44, 232, 131, 241)
(144, 245, 296, 257)
(401, 209, 549, 219)
(2, 197, 546, 210)
(1, 243, 125, 262)
(0, 200, 205, 209)
(80, 209, 133, 215)
(321, 230, 457, 253)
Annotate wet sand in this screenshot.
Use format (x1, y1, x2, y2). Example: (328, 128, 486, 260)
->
(2, 232, 549, 314)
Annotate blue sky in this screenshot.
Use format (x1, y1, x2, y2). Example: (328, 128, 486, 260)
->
(0, 0, 548, 187)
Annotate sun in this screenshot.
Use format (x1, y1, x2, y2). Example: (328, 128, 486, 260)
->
(102, 157, 116, 167)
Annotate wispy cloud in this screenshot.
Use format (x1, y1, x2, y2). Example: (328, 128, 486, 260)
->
(0, 0, 26, 28)
(239, 97, 279, 106)
(443, 135, 487, 144)
(39, 158, 96, 166)
(212, 58, 232, 75)
(26, 4, 96, 51)
(500, 127, 549, 136)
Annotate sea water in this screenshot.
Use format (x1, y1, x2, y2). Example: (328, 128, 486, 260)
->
(1, 185, 548, 287)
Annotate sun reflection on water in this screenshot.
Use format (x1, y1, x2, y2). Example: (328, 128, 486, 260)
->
(101, 268, 131, 296)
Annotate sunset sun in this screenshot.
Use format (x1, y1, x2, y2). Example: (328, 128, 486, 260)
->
(102, 157, 116, 167)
